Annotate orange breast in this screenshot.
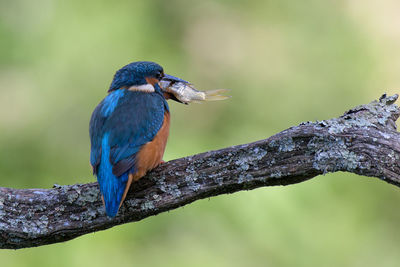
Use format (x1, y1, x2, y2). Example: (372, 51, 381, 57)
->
(119, 112, 171, 209)
(132, 112, 170, 181)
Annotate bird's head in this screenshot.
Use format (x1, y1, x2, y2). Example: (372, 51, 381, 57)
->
(108, 61, 164, 93)
(108, 61, 187, 103)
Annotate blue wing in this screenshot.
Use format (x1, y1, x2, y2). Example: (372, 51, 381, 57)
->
(107, 91, 167, 175)
(89, 90, 167, 217)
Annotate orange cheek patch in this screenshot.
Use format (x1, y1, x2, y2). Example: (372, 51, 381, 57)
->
(145, 77, 159, 86)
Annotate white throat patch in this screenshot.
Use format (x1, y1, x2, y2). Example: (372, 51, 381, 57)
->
(128, 83, 155, 92)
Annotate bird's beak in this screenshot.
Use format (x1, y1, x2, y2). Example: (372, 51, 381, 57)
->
(159, 74, 190, 104)
(162, 74, 189, 84)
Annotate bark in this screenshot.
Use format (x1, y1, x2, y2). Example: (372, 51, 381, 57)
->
(1, 94, 399, 249)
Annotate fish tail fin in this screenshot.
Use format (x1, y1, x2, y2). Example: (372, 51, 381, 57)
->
(203, 89, 231, 101)
(97, 133, 129, 217)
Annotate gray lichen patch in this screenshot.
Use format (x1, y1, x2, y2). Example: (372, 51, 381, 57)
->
(186, 181, 201, 192)
(269, 137, 296, 152)
(270, 171, 283, 178)
(167, 184, 182, 198)
(53, 184, 70, 195)
(185, 171, 199, 182)
(313, 149, 361, 173)
(238, 173, 254, 183)
(69, 214, 80, 221)
(380, 132, 391, 139)
(233, 146, 268, 171)
(155, 176, 182, 197)
(306, 94, 399, 174)
(179, 145, 268, 190)
(387, 150, 400, 163)
(80, 209, 99, 222)
(38, 215, 49, 227)
(140, 201, 155, 211)
(328, 122, 347, 134)
(313, 94, 399, 134)
(151, 193, 162, 201)
(252, 147, 268, 160)
(278, 137, 296, 152)
(235, 158, 250, 171)
(125, 198, 140, 209)
(184, 173, 201, 192)
(0, 199, 5, 217)
(34, 204, 47, 212)
(309, 136, 363, 174)
(2, 212, 52, 239)
(67, 192, 79, 204)
(76, 187, 100, 205)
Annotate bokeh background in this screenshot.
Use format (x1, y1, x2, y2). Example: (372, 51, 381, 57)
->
(1, 0, 400, 266)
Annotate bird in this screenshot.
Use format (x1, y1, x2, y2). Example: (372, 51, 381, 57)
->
(89, 61, 185, 217)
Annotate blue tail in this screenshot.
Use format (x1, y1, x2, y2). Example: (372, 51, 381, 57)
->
(97, 133, 129, 217)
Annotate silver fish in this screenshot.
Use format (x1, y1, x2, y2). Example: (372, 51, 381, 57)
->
(160, 75, 230, 104)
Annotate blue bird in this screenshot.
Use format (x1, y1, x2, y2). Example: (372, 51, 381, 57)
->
(89, 61, 186, 217)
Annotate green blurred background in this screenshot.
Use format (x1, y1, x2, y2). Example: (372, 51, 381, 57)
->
(1, 0, 400, 266)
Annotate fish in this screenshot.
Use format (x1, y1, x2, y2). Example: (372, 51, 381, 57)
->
(159, 75, 230, 104)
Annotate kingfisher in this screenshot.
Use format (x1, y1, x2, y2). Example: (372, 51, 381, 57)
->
(89, 61, 186, 217)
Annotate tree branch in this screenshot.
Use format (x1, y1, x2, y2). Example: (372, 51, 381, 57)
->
(1, 94, 399, 249)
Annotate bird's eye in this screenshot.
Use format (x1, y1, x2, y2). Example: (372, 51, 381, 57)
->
(156, 71, 163, 80)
